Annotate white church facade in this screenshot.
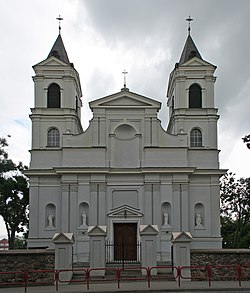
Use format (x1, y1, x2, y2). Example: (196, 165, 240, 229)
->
(26, 29, 225, 264)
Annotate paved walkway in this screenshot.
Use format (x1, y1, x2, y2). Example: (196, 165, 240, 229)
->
(0, 280, 250, 293)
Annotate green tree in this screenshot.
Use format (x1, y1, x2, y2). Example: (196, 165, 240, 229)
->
(14, 235, 27, 249)
(0, 137, 29, 249)
(0, 137, 15, 173)
(220, 172, 250, 248)
(242, 134, 250, 149)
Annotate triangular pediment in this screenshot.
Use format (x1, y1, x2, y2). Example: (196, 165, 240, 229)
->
(108, 205, 143, 218)
(171, 231, 192, 242)
(90, 90, 161, 110)
(140, 224, 159, 235)
(100, 96, 152, 107)
(87, 225, 107, 235)
(34, 56, 69, 68)
(52, 232, 75, 243)
(181, 57, 215, 68)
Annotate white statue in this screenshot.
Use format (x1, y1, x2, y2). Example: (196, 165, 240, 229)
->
(195, 213, 202, 226)
(81, 212, 87, 226)
(163, 212, 169, 225)
(47, 214, 54, 227)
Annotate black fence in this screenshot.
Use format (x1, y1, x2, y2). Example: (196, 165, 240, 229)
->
(105, 241, 141, 264)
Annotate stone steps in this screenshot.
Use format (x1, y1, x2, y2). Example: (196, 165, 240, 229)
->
(105, 262, 142, 277)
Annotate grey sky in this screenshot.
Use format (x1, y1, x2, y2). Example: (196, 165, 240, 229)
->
(0, 0, 249, 237)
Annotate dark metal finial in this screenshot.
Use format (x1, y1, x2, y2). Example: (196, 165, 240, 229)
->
(186, 16, 193, 35)
(122, 69, 128, 88)
(56, 15, 63, 34)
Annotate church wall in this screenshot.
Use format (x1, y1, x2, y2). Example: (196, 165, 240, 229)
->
(160, 175, 173, 228)
(144, 148, 188, 167)
(30, 150, 62, 168)
(185, 119, 218, 149)
(37, 185, 61, 238)
(172, 185, 181, 231)
(34, 66, 80, 110)
(189, 184, 211, 236)
(28, 185, 39, 238)
(210, 179, 221, 237)
(188, 150, 219, 169)
(31, 109, 80, 150)
(62, 148, 106, 167)
(110, 136, 141, 168)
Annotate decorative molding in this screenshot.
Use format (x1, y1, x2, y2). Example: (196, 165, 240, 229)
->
(144, 184, 160, 192)
(70, 184, 78, 192)
(90, 183, 106, 192)
(62, 184, 78, 192)
(99, 183, 106, 192)
(182, 184, 188, 192)
(144, 184, 152, 192)
(62, 185, 70, 192)
(90, 183, 97, 192)
(172, 184, 189, 192)
(173, 184, 180, 192)
(153, 184, 160, 192)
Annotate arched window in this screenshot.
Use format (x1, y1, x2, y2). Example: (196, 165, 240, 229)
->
(189, 84, 202, 108)
(47, 83, 61, 108)
(190, 128, 202, 147)
(47, 128, 60, 147)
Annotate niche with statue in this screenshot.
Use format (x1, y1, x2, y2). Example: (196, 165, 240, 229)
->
(161, 202, 172, 229)
(78, 202, 89, 230)
(45, 203, 56, 230)
(194, 203, 205, 230)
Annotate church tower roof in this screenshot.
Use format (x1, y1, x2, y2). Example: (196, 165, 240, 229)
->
(178, 34, 202, 66)
(47, 34, 70, 64)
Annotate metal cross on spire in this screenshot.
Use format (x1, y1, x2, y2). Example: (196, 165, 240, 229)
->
(56, 15, 63, 34)
(186, 16, 193, 35)
(122, 69, 128, 88)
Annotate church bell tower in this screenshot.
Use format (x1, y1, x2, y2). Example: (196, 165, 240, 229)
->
(30, 32, 83, 150)
(167, 24, 219, 150)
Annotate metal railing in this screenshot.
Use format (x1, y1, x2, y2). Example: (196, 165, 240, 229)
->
(105, 241, 141, 264)
(1, 264, 250, 292)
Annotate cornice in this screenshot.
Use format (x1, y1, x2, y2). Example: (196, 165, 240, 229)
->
(24, 167, 226, 178)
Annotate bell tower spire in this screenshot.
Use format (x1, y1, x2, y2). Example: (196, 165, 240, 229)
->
(166, 22, 218, 150)
(30, 24, 83, 150)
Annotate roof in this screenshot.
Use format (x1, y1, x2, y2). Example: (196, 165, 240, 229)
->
(179, 34, 202, 65)
(90, 88, 161, 110)
(47, 34, 70, 64)
(0, 238, 8, 244)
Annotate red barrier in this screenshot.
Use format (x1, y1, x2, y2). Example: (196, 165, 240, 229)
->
(1, 264, 250, 291)
(210, 265, 240, 285)
(241, 264, 250, 280)
(58, 268, 87, 284)
(0, 271, 28, 292)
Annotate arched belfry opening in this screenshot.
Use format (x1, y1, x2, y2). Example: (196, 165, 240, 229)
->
(47, 83, 61, 108)
(189, 84, 202, 108)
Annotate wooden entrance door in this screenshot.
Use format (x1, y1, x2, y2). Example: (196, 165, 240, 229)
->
(114, 223, 137, 261)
